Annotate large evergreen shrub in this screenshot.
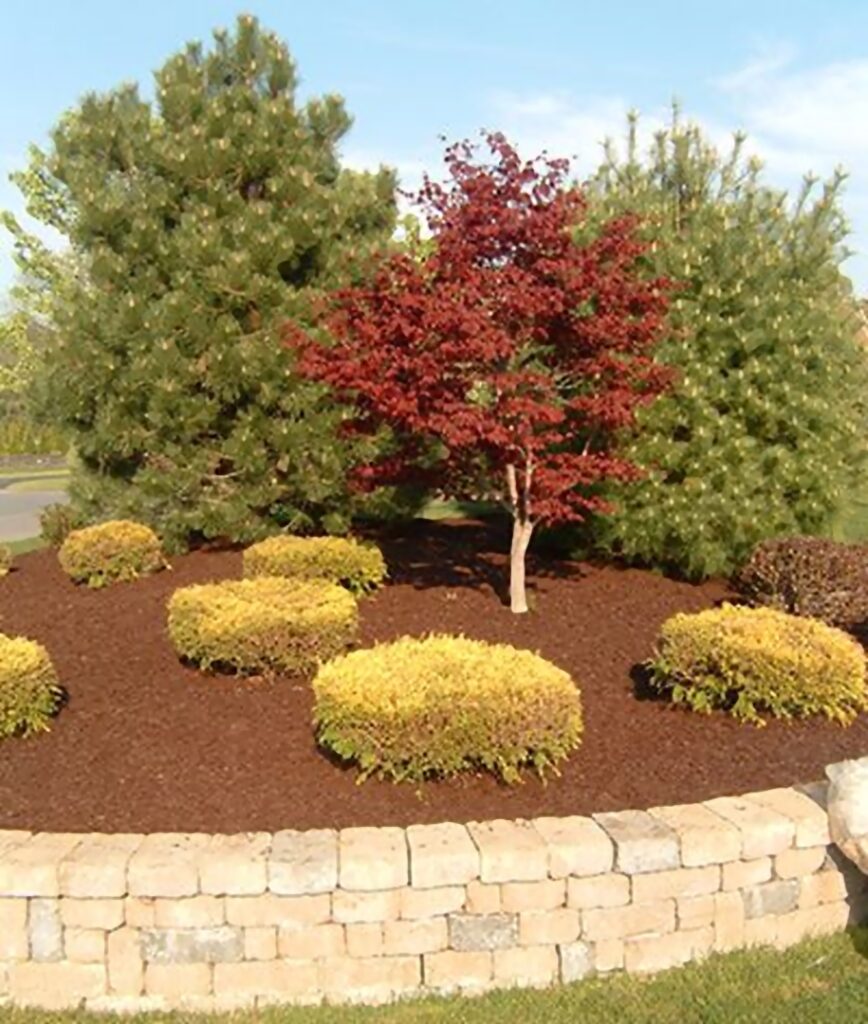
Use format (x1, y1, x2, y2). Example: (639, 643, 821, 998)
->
(585, 110, 868, 578)
(3, 16, 396, 550)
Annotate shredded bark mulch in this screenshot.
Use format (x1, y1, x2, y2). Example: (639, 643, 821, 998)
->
(1, 520, 865, 834)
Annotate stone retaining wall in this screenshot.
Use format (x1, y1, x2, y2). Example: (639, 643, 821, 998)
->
(1, 781, 867, 1011)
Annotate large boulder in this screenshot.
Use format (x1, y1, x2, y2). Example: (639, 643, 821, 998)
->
(826, 757, 868, 873)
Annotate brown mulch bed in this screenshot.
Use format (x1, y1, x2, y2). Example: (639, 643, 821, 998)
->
(1, 520, 866, 834)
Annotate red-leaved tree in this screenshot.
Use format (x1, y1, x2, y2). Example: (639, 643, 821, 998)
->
(286, 133, 671, 612)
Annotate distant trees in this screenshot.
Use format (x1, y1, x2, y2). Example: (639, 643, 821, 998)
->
(586, 110, 868, 577)
(3, 15, 396, 547)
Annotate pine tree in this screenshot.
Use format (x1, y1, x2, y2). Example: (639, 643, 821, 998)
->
(585, 109, 868, 579)
(3, 15, 396, 549)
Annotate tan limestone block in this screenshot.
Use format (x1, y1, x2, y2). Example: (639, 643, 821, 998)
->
(332, 889, 401, 924)
(345, 922, 384, 958)
(277, 923, 345, 959)
(243, 926, 277, 961)
(748, 788, 830, 848)
(150, 897, 224, 929)
(721, 857, 773, 891)
(594, 938, 624, 972)
(0, 897, 28, 958)
(145, 962, 211, 998)
(632, 865, 720, 903)
(532, 816, 613, 878)
(624, 926, 713, 973)
(400, 885, 465, 920)
(318, 955, 420, 1004)
(519, 908, 580, 946)
(59, 834, 142, 899)
(592, 811, 679, 874)
(788, 901, 851, 939)
(127, 834, 208, 898)
(798, 870, 847, 908)
(383, 917, 448, 955)
(774, 846, 826, 880)
(213, 959, 318, 998)
(124, 897, 156, 927)
(339, 827, 408, 892)
(198, 833, 270, 896)
(60, 898, 125, 931)
(153, 895, 224, 928)
(704, 796, 794, 858)
(0, 834, 82, 897)
(407, 823, 479, 889)
(269, 830, 336, 896)
(500, 879, 565, 913)
(677, 894, 716, 931)
(582, 899, 675, 942)
(65, 927, 107, 963)
(423, 950, 493, 994)
(8, 962, 106, 1009)
(493, 945, 558, 987)
(649, 803, 741, 866)
(467, 820, 548, 883)
(107, 926, 144, 995)
(712, 891, 745, 952)
(566, 873, 629, 910)
(225, 893, 330, 928)
(464, 881, 502, 914)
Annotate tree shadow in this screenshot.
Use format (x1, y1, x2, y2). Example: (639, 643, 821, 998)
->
(365, 518, 587, 608)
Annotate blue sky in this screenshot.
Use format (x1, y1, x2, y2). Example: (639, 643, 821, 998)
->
(3, 1, 868, 294)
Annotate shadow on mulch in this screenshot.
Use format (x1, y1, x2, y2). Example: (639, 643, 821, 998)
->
(370, 517, 586, 608)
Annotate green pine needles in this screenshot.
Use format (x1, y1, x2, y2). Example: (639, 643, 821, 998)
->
(586, 109, 868, 579)
(4, 15, 396, 551)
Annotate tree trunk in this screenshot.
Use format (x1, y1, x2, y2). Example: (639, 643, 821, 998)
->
(509, 516, 534, 614)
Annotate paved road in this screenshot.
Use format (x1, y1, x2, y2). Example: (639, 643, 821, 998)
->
(0, 489, 67, 542)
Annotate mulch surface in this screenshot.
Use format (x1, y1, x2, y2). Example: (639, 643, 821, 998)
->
(1, 520, 866, 834)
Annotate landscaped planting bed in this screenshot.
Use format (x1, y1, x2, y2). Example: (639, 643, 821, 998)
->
(1, 519, 867, 834)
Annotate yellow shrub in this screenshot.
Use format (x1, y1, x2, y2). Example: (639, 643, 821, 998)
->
(649, 603, 868, 725)
(59, 520, 166, 588)
(0, 633, 62, 739)
(0, 545, 11, 577)
(313, 634, 583, 783)
(243, 535, 386, 595)
(168, 576, 358, 676)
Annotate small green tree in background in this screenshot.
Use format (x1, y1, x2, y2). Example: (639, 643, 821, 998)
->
(3, 15, 396, 548)
(584, 109, 868, 579)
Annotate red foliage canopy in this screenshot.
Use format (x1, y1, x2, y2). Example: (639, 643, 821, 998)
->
(286, 133, 671, 526)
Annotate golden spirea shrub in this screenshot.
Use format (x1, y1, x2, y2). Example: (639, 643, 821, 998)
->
(168, 576, 359, 676)
(0, 545, 12, 577)
(243, 535, 386, 595)
(312, 634, 583, 783)
(59, 520, 166, 588)
(0, 633, 62, 739)
(648, 603, 867, 725)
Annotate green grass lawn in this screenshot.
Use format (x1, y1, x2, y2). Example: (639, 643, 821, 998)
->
(1, 930, 866, 1024)
(6, 535, 47, 556)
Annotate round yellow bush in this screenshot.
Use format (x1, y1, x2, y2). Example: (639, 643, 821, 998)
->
(59, 520, 166, 588)
(0, 633, 62, 739)
(243, 535, 386, 595)
(312, 634, 583, 783)
(168, 576, 359, 676)
(0, 545, 12, 577)
(648, 603, 868, 725)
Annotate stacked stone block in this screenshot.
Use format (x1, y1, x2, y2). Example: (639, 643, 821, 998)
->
(0, 782, 866, 1010)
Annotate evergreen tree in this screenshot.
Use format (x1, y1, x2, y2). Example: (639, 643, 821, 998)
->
(3, 15, 396, 549)
(585, 109, 868, 579)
